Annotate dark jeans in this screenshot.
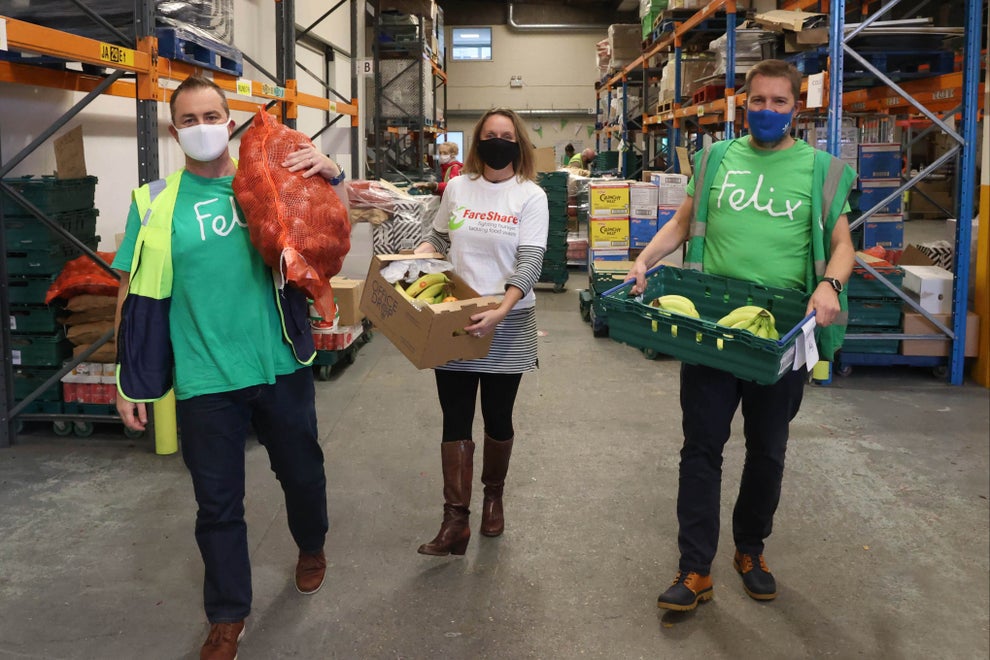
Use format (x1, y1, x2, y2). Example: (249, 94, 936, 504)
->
(434, 370, 522, 442)
(176, 367, 327, 623)
(676, 363, 806, 575)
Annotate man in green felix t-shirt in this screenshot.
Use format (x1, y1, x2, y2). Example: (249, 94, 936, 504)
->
(113, 76, 345, 660)
(627, 60, 856, 613)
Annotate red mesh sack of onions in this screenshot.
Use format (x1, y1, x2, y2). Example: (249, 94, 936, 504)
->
(232, 109, 350, 320)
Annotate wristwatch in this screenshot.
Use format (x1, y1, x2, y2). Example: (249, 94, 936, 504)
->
(327, 159, 346, 186)
(821, 276, 843, 294)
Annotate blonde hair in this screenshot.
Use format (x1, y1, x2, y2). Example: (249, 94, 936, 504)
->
(463, 108, 537, 182)
(439, 141, 458, 156)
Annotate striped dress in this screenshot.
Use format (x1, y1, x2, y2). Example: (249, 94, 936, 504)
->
(424, 174, 549, 374)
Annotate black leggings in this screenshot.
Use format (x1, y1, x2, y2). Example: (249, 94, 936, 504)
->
(435, 370, 523, 442)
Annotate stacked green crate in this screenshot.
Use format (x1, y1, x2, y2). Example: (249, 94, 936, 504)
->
(3, 175, 100, 410)
(844, 262, 904, 354)
(537, 171, 570, 292)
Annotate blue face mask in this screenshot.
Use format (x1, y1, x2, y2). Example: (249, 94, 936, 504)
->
(747, 108, 794, 145)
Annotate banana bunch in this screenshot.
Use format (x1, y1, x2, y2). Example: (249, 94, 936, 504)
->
(717, 305, 780, 340)
(649, 294, 700, 319)
(396, 272, 451, 305)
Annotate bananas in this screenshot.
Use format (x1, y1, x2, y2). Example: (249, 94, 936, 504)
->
(649, 294, 700, 318)
(404, 272, 449, 297)
(717, 305, 779, 340)
(397, 272, 451, 305)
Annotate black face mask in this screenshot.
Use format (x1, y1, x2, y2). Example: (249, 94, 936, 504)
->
(477, 138, 520, 170)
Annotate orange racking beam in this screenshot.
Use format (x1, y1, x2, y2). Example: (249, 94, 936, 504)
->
(1, 16, 151, 73)
(0, 61, 138, 98)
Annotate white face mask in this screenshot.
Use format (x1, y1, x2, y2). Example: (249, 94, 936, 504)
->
(174, 122, 231, 162)
(438, 154, 453, 165)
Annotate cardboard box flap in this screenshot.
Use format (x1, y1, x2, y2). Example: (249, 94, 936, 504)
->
(754, 9, 826, 32)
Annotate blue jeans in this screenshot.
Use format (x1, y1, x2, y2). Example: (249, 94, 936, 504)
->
(676, 363, 806, 575)
(176, 367, 327, 623)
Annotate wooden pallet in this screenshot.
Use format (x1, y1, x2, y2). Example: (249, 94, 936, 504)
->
(692, 84, 724, 105)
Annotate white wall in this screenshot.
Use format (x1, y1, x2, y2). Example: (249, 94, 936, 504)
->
(0, 0, 355, 250)
(444, 25, 602, 161)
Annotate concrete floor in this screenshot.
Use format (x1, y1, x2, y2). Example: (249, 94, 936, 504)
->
(1, 279, 988, 659)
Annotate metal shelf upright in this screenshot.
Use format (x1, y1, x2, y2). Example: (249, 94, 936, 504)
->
(370, 0, 446, 181)
(829, 0, 981, 385)
(0, 0, 361, 446)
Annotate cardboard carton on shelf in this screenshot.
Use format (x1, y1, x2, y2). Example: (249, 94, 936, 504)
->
(329, 277, 365, 327)
(359, 253, 501, 369)
(901, 310, 979, 357)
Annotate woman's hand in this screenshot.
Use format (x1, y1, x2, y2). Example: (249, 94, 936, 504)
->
(282, 143, 341, 181)
(464, 307, 508, 338)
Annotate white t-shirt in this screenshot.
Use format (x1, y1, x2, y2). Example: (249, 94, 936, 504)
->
(432, 174, 549, 309)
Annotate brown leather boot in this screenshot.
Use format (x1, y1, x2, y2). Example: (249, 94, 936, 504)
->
(480, 434, 513, 537)
(418, 440, 474, 556)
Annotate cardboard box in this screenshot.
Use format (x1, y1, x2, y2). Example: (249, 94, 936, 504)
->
(359, 254, 501, 369)
(590, 218, 630, 248)
(590, 248, 630, 262)
(533, 147, 557, 174)
(901, 311, 978, 357)
(902, 265, 954, 314)
(629, 182, 659, 217)
(858, 178, 903, 215)
(651, 173, 688, 206)
(630, 217, 657, 248)
(863, 214, 904, 250)
(590, 182, 630, 217)
(329, 277, 365, 327)
(858, 144, 901, 179)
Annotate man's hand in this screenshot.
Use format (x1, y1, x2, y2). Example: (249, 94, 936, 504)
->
(625, 261, 649, 296)
(117, 399, 148, 432)
(806, 282, 841, 327)
(281, 143, 340, 181)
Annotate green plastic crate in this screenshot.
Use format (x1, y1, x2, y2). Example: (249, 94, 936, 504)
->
(848, 265, 905, 299)
(601, 266, 814, 385)
(7, 276, 56, 304)
(6, 236, 100, 276)
(4, 208, 99, 248)
(13, 367, 62, 401)
(842, 325, 901, 354)
(1, 175, 98, 214)
(846, 298, 902, 327)
(10, 332, 71, 367)
(9, 305, 63, 333)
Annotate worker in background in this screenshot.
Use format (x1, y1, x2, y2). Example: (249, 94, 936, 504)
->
(112, 76, 345, 660)
(626, 59, 857, 613)
(562, 143, 576, 166)
(413, 108, 549, 557)
(567, 146, 596, 170)
(414, 141, 463, 196)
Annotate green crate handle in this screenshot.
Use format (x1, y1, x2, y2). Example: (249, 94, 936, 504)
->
(599, 264, 664, 298)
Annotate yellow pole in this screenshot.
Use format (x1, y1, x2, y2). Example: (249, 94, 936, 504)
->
(153, 389, 178, 455)
(973, 25, 990, 387)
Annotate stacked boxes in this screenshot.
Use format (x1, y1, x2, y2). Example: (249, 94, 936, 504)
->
(589, 181, 630, 262)
(3, 175, 100, 410)
(855, 143, 903, 250)
(537, 171, 570, 290)
(640, 0, 667, 40)
(629, 183, 659, 250)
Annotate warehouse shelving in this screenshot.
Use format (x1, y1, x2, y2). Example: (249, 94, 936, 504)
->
(0, 0, 361, 446)
(370, 0, 447, 182)
(592, 0, 982, 384)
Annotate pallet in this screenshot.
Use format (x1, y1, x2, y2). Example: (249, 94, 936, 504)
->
(692, 84, 724, 105)
(656, 100, 676, 115)
(786, 48, 954, 81)
(156, 27, 243, 76)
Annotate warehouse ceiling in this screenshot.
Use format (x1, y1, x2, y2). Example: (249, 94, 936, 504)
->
(438, 1, 639, 28)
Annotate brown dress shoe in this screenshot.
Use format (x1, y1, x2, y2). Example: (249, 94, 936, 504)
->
(201, 620, 244, 660)
(296, 549, 327, 594)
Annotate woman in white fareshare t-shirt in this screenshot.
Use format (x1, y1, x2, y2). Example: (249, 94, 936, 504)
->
(413, 108, 549, 557)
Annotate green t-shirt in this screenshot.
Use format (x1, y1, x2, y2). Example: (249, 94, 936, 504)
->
(686, 139, 819, 290)
(113, 170, 300, 400)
